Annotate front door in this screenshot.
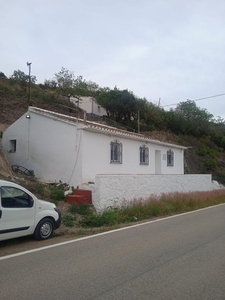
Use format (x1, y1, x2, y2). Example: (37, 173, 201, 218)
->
(155, 150, 161, 174)
(0, 186, 35, 241)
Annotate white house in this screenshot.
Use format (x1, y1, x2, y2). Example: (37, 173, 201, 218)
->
(70, 96, 107, 117)
(2, 106, 186, 188)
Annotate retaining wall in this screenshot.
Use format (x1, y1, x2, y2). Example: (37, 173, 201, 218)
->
(90, 174, 222, 212)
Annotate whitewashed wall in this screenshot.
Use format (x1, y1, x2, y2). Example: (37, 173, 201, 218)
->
(2, 115, 28, 166)
(71, 97, 107, 116)
(2, 112, 83, 187)
(91, 174, 221, 211)
(3, 109, 185, 188)
(81, 130, 184, 184)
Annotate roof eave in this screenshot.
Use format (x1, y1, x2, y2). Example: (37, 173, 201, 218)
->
(82, 127, 187, 150)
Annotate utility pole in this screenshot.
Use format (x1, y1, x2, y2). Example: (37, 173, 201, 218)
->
(138, 110, 140, 133)
(158, 97, 161, 107)
(27, 62, 32, 106)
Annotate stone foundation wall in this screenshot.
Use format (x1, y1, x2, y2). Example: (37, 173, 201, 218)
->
(91, 174, 222, 212)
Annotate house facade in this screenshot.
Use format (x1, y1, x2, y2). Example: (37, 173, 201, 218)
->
(70, 96, 107, 117)
(2, 107, 186, 187)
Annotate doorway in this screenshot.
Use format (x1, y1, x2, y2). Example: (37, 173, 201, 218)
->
(155, 150, 161, 174)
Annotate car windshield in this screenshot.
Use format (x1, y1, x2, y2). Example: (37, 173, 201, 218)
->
(1, 186, 26, 198)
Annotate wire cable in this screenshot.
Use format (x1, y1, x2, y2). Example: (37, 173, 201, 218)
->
(162, 93, 225, 107)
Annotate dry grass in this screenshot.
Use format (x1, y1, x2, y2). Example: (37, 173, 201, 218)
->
(117, 190, 225, 222)
(78, 189, 225, 228)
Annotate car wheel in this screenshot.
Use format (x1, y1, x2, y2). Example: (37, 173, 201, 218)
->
(34, 218, 54, 240)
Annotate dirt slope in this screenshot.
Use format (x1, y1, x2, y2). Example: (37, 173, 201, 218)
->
(0, 146, 13, 179)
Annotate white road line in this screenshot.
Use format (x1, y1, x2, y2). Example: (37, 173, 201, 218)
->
(0, 203, 224, 261)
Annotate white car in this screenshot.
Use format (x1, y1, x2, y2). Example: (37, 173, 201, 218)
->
(0, 180, 61, 241)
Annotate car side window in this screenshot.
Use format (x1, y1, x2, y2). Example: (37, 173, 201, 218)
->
(1, 186, 33, 208)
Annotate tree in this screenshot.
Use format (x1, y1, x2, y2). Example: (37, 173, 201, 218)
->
(10, 69, 37, 83)
(97, 88, 138, 123)
(71, 76, 100, 97)
(175, 101, 213, 122)
(54, 67, 74, 92)
(0, 72, 7, 79)
(44, 79, 58, 89)
(165, 109, 184, 134)
(47, 68, 101, 97)
(172, 100, 213, 136)
(139, 100, 166, 131)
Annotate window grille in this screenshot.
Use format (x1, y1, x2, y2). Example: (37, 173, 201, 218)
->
(110, 140, 122, 163)
(167, 149, 174, 166)
(140, 145, 149, 165)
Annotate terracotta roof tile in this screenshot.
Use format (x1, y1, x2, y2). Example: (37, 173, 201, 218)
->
(29, 106, 187, 149)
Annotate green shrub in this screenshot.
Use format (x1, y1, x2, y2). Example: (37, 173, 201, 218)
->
(198, 145, 219, 158)
(79, 214, 101, 227)
(79, 209, 118, 227)
(62, 215, 76, 227)
(77, 203, 93, 215)
(49, 183, 65, 202)
(197, 146, 207, 156)
(68, 203, 93, 217)
(207, 148, 219, 158)
(35, 182, 46, 198)
(205, 159, 217, 171)
(100, 210, 119, 225)
(69, 203, 78, 214)
(41, 92, 57, 104)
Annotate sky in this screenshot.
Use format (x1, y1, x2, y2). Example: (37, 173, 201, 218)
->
(1, 0, 225, 119)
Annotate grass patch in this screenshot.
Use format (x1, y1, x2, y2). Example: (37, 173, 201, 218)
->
(69, 202, 93, 215)
(78, 190, 225, 228)
(79, 209, 119, 227)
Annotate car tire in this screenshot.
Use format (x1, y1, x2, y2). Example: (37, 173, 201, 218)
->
(34, 218, 54, 240)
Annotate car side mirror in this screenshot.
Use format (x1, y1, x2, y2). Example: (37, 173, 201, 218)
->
(29, 198, 34, 207)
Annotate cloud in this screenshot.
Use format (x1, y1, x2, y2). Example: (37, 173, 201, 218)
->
(1, 0, 225, 118)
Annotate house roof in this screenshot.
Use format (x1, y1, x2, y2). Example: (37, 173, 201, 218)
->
(29, 106, 187, 150)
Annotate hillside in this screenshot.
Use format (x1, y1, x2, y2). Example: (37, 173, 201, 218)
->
(1, 77, 225, 184)
(0, 77, 86, 125)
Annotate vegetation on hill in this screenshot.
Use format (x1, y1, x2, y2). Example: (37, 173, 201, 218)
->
(1, 67, 225, 183)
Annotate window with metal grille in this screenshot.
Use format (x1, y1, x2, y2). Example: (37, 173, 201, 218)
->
(110, 140, 122, 163)
(140, 145, 149, 165)
(167, 149, 174, 166)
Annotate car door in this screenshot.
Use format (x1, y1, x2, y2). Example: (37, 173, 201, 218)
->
(0, 186, 35, 241)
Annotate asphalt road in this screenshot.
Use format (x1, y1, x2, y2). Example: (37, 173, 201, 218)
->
(1, 204, 225, 300)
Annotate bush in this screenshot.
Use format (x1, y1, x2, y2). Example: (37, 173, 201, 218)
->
(69, 202, 93, 216)
(49, 183, 65, 202)
(197, 146, 207, 156)
(62, 215, 76, 227)
(69, 203, 78, 214)
(79, 209, 119, 227)
(34, 182, 46, 198)
(205, 159, 217, 171)
(77, 203, 93, 215)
